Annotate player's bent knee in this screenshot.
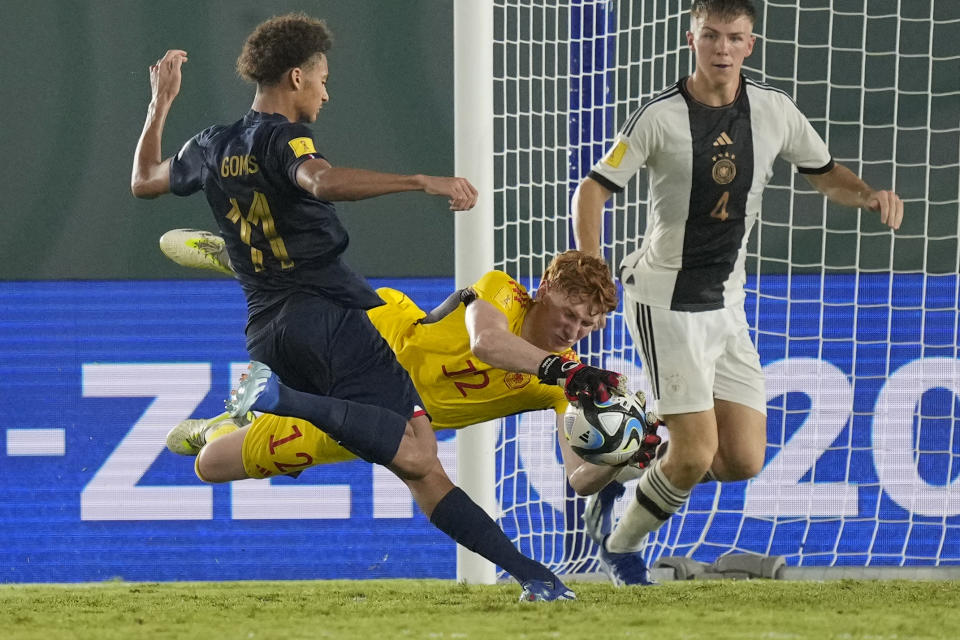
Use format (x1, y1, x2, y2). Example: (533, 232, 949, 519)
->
(389, 436, 441, 481)
(391, 451, 442, 482)
(663, 444, 715, 486)
(724, 455, 764, 481)
(742, 452, 765, 479)
(672, 457, 714, 482)
(195, 443, 248, 483)
(195, 450, 227, 483)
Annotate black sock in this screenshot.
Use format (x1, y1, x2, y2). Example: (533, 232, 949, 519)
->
(430, 487, 555, 585)
(269, 380, 407, 466)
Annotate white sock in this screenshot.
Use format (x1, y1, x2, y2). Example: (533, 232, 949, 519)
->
(605, 459, 691, 553)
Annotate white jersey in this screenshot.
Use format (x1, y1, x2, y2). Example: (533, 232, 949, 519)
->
(590, 75, 833, 312)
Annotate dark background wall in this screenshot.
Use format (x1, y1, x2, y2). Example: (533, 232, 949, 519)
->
(0, 0, 456, 280)
(1, 2, 954, 280)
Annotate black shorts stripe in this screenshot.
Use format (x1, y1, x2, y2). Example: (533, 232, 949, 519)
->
(643, 305, 660, 399)
(634, 303, 661, 400)
(631, 302, 652, 393)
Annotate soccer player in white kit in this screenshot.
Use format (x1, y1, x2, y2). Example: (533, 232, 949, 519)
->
(571, 0, 904, 586)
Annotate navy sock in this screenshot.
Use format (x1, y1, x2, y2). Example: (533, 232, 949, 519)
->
(430, 487, 555, 585)
(258, 378, 407, 466)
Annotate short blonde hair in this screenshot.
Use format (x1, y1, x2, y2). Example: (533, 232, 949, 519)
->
(690, 0, 757, 26)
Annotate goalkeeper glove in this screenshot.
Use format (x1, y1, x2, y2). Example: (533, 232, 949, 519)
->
(537, 354, 626, 403)
(629, 403, 666, 469)
(627, 431, 663, 469)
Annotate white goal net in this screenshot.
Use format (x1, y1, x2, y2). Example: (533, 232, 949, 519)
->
(482, 0, 960, 576)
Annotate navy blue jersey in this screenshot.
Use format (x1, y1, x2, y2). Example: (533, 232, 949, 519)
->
(169, 110, 383, 321)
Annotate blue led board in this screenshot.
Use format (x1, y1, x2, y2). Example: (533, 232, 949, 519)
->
(1, 275, 957, 582)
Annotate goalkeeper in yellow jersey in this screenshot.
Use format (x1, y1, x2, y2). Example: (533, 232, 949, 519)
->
(161, 230, 659, 496)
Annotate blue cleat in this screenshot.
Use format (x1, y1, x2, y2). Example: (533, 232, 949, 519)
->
(226, 361, 279, 418)
(583, 480, 626, 544)
(598, 536, 657, 586)
(518, 578, 577, 602)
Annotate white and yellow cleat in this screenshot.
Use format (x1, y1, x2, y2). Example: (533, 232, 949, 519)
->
(159, 228, 233, 275)
(165, 411, 251, 456)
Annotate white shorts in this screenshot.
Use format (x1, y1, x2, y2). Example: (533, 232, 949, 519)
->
(624, 298, 766, 416)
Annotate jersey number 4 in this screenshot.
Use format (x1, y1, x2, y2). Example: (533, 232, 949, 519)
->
(710, 191, 730, 222)
(226, 192, 294, 271)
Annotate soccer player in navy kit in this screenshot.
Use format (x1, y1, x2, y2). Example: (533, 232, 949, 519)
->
(131, 13, 620, 601)
(571, 0, 904, 585)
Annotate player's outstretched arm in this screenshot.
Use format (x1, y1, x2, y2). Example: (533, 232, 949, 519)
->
(556, 412, 623, 495)
(803, 162, 904, 230)
(295, 159, 478, 211)
(555, 408, 661, 495)
(466, 298, 624, 401)
(131, 49, 188, 199)
(571, 176, 613, 258)
(466, 298, 550, 373)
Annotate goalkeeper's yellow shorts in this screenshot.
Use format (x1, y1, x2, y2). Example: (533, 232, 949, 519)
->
(241, 413, 359, 479)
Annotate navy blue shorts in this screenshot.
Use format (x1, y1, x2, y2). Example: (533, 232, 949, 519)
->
(245, 293, 423, 419)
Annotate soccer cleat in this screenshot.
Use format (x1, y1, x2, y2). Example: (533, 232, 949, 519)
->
(518, 578, 577, 602)
(598, 536, 657, 586)
(583, 481, 626, 544)
(165, 411, 253, 456)
(159, 229, 233, 275)
(226, 361, 279, 419)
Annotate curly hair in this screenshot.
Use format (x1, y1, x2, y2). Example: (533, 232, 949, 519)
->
(540, 250, 618, 314)
(690, 0, 756, 25)
(236, 13, 333, 86)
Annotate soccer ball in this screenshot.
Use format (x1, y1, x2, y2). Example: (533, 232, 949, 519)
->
(563, 392, 650, 466)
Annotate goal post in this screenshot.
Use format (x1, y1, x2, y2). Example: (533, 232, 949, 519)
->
(453, 0, 498, 585)
(457, 0, 960, 579)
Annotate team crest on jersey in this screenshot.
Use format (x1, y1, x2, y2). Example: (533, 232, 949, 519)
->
(664, 372, 686, 397)
(711, 151, 737, 185)
(503, 372, 531, 390)
(494, 280, 530, 311)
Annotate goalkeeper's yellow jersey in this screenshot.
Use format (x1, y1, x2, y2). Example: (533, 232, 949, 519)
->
(239, 270, 576, 479)
(368, 270, 574, 429)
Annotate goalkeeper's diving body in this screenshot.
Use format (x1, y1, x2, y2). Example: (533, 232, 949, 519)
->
(130, 13, 627, 601)
(571, 0, 904, 586)
(165, 240, 659, 501)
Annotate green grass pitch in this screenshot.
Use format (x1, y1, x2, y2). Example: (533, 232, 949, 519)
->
(2, 579, 957, 639)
